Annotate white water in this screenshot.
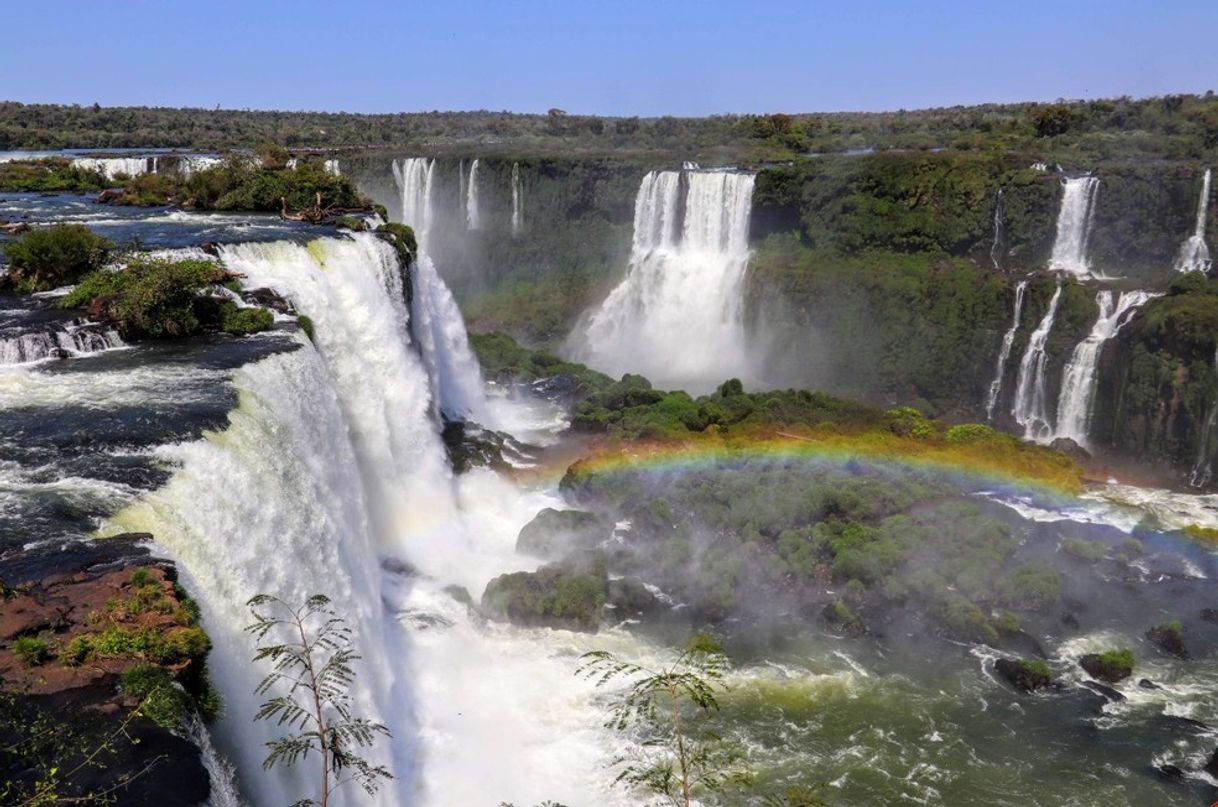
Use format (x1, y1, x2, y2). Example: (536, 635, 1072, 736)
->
(572, 168, 757, 391)
(71, 156, 155, 180)
(393, 157, 435, 235)
(1175, 168, 1212, 273)
(1054, 290, 1155, 446)
(511, 162, 523, 236)
(466, 158, 481, 229)
(990, 187, 1006, 270)
(1048, 176, 1101, 277)
(984, 280, 1026, 420)
(179, 155, 222, 176)
(1011, 282, 1062, 441)
(0, 323, 125, 366)
(324, 159, 340, 176)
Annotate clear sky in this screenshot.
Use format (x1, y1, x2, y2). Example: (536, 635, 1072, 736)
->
(3, 0, 1215, 116)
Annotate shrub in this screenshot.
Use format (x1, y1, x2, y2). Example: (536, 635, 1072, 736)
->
(1059, 537, 1107, 562)
(129, 567, 155, 588)
(1018, 658, 1052, 679)
(296, 313, 315, 341)
(219, 302, 274, 335)
(376, 223, 417, 265)
(994, 562, 1060, 610)
(122, 665, 192, 729)
(1080, 648, 1134, 683)
(60, 635, 93, 666)
(11, 635, 50, 667)
(884, 407, 933, 439)
(2, 225, 114, 291)
(945, 423, 996, 443)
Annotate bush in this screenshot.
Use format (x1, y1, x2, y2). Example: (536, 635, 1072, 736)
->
(1080, 648, 1134, 683)
(376, 222, 417, 266)
(1059, 537, 1107, 562)
(884, 407, 933, 439)
(2, 225, 114, 291)
(219, 302, 273, 335)
(11, 635, 50, 667)
(994, 562, 1060, 610)
(946, 423, 997, 443)
(60, 635, 93, 667)
(296, 313, 315, 341)
(122, 665, 192, 729)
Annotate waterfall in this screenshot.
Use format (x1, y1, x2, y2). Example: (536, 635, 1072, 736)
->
(511, 162, 523, 236)
(984, 280, 1027, 420)
(990, 188, 1007, 270)
(1048, 176, 1100, 277)
(571, 168, 756, 391)
(1011, 282, 1063, 441)
(105, 234, 623, 805)
(389, 158, 495, 424)
(179, 155, 222, 176)
(325, 158, 341, 176)
(71, 156, 155, 180)
(1054, 290, 1154, 446)
(1175, 168, 1212, 273)
(466, 158, 481, 229)
(1191, 347, 1218, 487)
(0, 323, 124, 365)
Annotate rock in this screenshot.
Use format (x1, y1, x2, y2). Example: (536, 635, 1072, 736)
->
(821, 600, 866, 637)
(94, 188, 123, 204)
(1080, 651, 1134, 683)
(443, 585, 474, 608)
(1201, 608, 1218, 623)
(481, 552, 608, 632)
(1139, 678, 1161, 690)
(995, 658, 1053, 693)
(1049, 437, 1091, 462)
(243, 287, 293, 313)
(1146, 622, 1190, 659)
(1061, 613, 1080, 629)
(1080, 680, 1126, 702)
(516, 508, 610, 560)
(1204, 747, 1218, 778)
(1156, 763, 1185, 780)
(606, 577, 659, 618)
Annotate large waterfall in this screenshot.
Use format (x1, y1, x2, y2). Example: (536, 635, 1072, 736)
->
(1175, 168, 1212, 273)
(571, 168, 757, 391)
(466, 158, 481, 229)
(511, 162, 523, 236)
(1011, 282, 1063, 441)
(1048, 176, 1101, 277)
(72, 156, 156, 180)
(1053, 290, 1154, 446)
(393, 157, 436, 236)
(984, 280, 1027, 420)
(103, 234, 621, 805)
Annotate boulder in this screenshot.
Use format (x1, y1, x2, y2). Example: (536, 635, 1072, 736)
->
(606, 577, 659, 618)
(1146, 622, 1190, 659)
(995, 658, 1053, 693)
(1080, 651, 1134, 683)
(1201, 608, 1218, 623)
(243, 287, 293, 313)
(1205, 747, 1218, 778)
(481, 552, 608, 632)
(516, 508, 610, 559)
(821, 600, 866, 637)
(1049, 437, 1091, 462)
(1139, 678, 1161, 690)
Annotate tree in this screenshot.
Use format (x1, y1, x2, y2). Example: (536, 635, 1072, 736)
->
(245, 594, 391, 807)
(578, 634, 744, 807)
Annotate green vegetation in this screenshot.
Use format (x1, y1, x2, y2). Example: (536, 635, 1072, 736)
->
(60, 257, 274, 339)
(1059, 536, 1108, 562)
(0, 156, 109, 192)
(1018, 658, 1052, 679)
(821, 600, 866, 636)
(1080, 648, 1135, 683)
(121, 665, 195, 730)
(579, 635, 747, 807)
(1, 224, 114, 292)
(11, 635, 50, 667)
(375, 222, 417, 265)
(470, 331, 613, 394)
(482, 553, 608, 632)
(246, 593, 392, 807)
(297, 313, 316, 341)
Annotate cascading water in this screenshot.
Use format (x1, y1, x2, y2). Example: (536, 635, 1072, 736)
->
(511, 161, 523, 236)
(571, 168, 757, 391)
(324, 158, 340, 176)
(1048, 176, 1101, 277)
(984, 280, 1026, 420)
(1011, 282, 1062, 441)
(1054, 290, 1154, 446)
(990, 187, 1007, 270)
(1175, 168, 1212, 273)
(72, 156, 155, 180)
(466, 158, 481, 229)
(1191, 346, 1218, 488)
(393, 157, 435, 235)
(0, 323, 124, 365)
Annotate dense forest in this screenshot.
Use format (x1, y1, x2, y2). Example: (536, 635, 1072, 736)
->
(2, 93, 1217, 162)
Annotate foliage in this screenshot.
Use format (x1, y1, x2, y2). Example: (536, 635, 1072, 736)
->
(1017, 658, 1052, 679)
(1095, 648, 1135, 671)
(1059, 536, 1107, 562)
(375, 222, 417, 266)
(470, 330, 613, 396)
(297, 313, 316, 341)
(11, 635, 50, 667)
(219, 302, 274, 335)
(579, 635, 745, 807)
(121, 665, 193, 730)
(0, 156, 109, 192)
(1, 224, 114, 291)
(245, 593, 392, 807)
(993, 562, 1060, 610)
(482, 554, 608, 631)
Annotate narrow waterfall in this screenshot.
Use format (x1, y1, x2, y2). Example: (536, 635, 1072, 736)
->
(71, 156, 155, 180)
(1011, 282, 1063, 441)
(466, 158, 481, 229)
(511, 162, 523, 236)
(571, 168, 756, 391)
(324, 158, 341, 176)
(179, 155, 222, 176)
(1054, 290, 1154, 446)
(391, 157, 495, 424)
(990, 187, 1007, 270)
(1190, 347, 1218, 487)
(1048, 176, 1101, 277)
(0, 323, 124, 365)
(984, 280, 1027, 419)
(1175, 168, 1212, 273)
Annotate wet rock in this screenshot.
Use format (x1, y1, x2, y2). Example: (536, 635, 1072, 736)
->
(821, 600, 866, 637)
(1049, 437, 1091, 462)
(1080, 680, 1126, 702)
(1061, 612, 1080, 629)
(1200, 608, 1218, 623)
(481, 551, 608, 632)
(1205, 747, 1218, 778)
(444, 585, 474, 608)
(94, 188, 123, 204)
(1080, 651, 1134, 683)
(1156, 763, 1185, 780)
(243, 287, 293, 313)
(1146, 622, 1190, 659)
(1139, 678, 1161, 690)
(516, 508, 610, 559)
(995, 658, 1053, 693)
(606, 577, 659, 618)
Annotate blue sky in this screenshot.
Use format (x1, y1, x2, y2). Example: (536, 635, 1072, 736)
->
(3, 1, 1215, 116)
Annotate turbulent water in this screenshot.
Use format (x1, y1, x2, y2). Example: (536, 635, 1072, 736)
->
(1054, 290, 1155, 446)
(1049, 176, 1101, 277)
(1011, 282, 1063, 440)
(1176, 168, 1212, 273)
(71, 155, 156, 180)
(985, 280, 1027, 420)
(572, 168, 757, 391)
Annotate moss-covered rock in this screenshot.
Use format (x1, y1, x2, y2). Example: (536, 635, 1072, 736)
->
(821, 599, 866, 636)
(481, 552, 608, 632)
(1146, 620, 1189, 659)
(516, 508, 610, 559)
(995, 657, 1054, 693)
(1080, 648, 1135, 682)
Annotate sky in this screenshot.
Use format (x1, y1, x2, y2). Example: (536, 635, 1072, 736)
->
(2, 0, 1215, 117)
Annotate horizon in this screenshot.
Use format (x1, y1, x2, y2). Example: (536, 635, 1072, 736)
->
(2, 0, 1215, 117)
